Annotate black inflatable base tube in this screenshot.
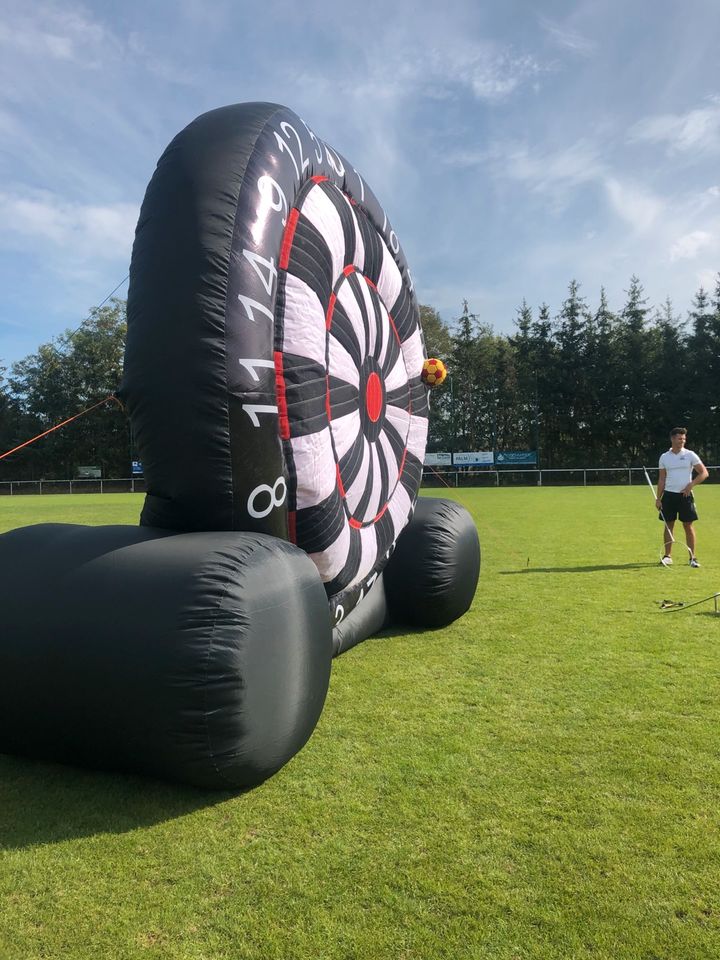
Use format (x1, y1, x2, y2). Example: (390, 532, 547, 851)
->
(0, 498, 479, 789)
(331, 497, 481, 649)
(383, 497, 481, 628)
(0, 524, 333, 790)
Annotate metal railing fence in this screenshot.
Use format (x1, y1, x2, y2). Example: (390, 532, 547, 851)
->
(420, 466, 719, 488)
(0, 478, 147, 495)
(0, 466, 716, 495)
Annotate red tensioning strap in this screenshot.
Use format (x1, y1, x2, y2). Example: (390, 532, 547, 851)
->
(388, 312, 400, 342)
(325, 374, 332, 423)
(372, 503, 389, 522)
(273, 351, 291, 440)
(425, 465, 452, 488)
(325, 292, 337, 330)
(398, 447, 407, 478)
(336, 463, 345, 497)
(0, 395, 120, 461)
(279, 208, 300, 270)
(347, 500, 390, 531)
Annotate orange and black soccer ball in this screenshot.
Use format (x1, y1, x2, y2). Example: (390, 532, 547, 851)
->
(421, 358, 448, 387)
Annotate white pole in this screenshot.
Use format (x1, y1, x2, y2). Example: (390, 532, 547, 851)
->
(643, 466, 675, 548)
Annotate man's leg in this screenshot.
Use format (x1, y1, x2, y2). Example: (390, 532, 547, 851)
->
(683, 521, 696, 557)
(664, 519, 675, 556)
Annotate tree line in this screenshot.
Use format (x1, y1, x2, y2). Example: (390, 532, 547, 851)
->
(0, 300, 129, 480)
(423, 275, 720, 469)
(1, 276, 719, 481)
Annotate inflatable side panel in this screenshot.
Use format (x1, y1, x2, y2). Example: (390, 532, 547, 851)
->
(0, 524, 332, 789)
(383, 497, 481, 628)
(122, 104, 278, 534)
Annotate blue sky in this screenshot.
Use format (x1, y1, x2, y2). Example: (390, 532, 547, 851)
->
(2, 0, 720, 368)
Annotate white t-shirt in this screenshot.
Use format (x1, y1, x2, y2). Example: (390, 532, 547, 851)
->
(659, 448, 702, 493)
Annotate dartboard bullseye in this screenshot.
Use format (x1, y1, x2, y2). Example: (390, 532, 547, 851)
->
(363, 370, 383, 424)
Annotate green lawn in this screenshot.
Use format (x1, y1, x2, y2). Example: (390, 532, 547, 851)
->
(1, 487, 719, 960)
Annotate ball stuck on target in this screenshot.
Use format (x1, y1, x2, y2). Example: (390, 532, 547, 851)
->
(421, 358, 448, 387)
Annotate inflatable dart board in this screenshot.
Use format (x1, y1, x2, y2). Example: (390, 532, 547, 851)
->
(121, 101, 429, 627)
(0, 103, 480, 789)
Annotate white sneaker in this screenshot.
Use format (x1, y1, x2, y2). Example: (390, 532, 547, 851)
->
(689, 557, 700, 568)
(660, 556, 673, 566)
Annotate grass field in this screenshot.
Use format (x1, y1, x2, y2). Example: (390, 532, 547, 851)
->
(1, 487, 719, 960)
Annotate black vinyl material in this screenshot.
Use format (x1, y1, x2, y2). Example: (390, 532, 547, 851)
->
(332, 574, 389, 656)
(121, 103, 281, 536)
(0, 524, 332, 789)
(383, 497, 481, 628)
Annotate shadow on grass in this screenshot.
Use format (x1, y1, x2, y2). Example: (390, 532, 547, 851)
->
(501, 562, 659, 574)
(0, 754, 234, 851)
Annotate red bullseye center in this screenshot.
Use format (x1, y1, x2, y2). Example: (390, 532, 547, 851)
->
(365, 372, 383, 422)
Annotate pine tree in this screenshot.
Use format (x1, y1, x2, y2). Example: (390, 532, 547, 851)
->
(617, 276, 652, 462)
(420, 304, 454, 452)
(554, 280, 591, 464)
(531, 303, 556, 467)
(508, 300, 536, 450)
(648, 298, 687, 458)
(448, 301, 486, 451)
(687, 287, 719, 461)
(586, 288, 621, 462)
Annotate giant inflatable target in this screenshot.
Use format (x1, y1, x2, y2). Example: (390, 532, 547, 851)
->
(122, 102, 429, 626)
(0, 103, 480, 789)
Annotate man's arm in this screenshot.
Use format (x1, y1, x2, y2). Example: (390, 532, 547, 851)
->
(656, 467, 666, 508)
(685, 460, 709, 496)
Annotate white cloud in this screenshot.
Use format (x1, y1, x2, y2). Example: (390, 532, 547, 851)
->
(297, 38, 547, 115)
(603, 177, 663, 231)
(450, 139, 604, 193)
(463, 51, 545, 101)
(505, 140, 604, 190)
(0, 6, 118, 68)
(459, 138, 667, 235)
(0, 190, 137, 260)
(539, 17, 595, 56)
(629, 96, 720, 154)
(669, 230, 713, 262)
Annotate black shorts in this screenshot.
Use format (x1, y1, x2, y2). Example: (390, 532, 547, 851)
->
(659, 490, 698, 523)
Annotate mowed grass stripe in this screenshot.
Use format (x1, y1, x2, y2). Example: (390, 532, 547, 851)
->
(0, 487, 718, 959)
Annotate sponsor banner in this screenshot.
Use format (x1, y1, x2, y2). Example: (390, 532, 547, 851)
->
(424, 451, 452, 466)
(495, 450, 537, 465)
(454, 451, 494, 466)
(131, 460, 144, 475)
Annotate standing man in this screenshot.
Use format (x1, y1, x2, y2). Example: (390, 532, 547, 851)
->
(656, 427, 708, 567)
